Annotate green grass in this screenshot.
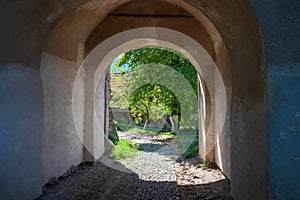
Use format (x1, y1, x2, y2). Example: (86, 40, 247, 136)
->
(112, 121, 199, 159)
(111, 138, 139, 160)
(127, 127, 176, 139)
(157, 131, 176, 139)
(114, 120, 175, 138)
(113, 121, 200, 158)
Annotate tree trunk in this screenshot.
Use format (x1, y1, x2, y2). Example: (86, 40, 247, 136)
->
(170, 114, 180, 134)
(106, 71, 118, 141)
(108, 107, 119, 141)
(143, 118, 148, 130)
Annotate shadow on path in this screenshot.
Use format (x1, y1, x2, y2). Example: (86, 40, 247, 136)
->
(36, 159, 233, 200)
(36, 131, 233, 199)
(137, 142, 167, 152)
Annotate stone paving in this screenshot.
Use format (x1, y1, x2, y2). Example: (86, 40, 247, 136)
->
(37, 132, 233, 200)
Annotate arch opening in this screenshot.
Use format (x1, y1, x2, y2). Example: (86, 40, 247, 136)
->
(75, 28, 227, 174)
(106, 46, 203, 161)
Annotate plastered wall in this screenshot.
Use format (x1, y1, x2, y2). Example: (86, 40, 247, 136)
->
(1, 0, 297, 199)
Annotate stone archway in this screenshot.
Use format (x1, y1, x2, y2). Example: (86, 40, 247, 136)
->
(78, 27, 226, 162)
(40, 0, 267, 199)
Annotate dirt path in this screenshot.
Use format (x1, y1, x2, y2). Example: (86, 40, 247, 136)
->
(37, 132, 233, 200)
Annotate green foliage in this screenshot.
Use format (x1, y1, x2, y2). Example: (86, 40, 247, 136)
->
(108, 134, 119, 145)
(157, 131, 176, 139)
(111, 139, 139, 160)
(128, 83, 180, 125)
(113, 120, 122, 131)
(198, 160, 210, 170)
(110, 46, 198, 130)
(171, 156, 176, 163)
(113, 46, 198, 94)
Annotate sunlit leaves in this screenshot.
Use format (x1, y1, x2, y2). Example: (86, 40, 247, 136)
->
(110, 46, 198, 128)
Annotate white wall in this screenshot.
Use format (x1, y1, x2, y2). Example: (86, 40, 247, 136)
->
(41, 53, 84, 181)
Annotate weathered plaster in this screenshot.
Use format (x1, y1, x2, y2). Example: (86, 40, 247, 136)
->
(250, 0, 300, 198)
(41, 53, 84, 181)
(0, 65, 43, 198)
(268, 64, 300, 199)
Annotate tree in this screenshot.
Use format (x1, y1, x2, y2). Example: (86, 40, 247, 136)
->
(114, 47, 198, 94)
(128, 83, 180, 130)
(110, 46, 198, 133)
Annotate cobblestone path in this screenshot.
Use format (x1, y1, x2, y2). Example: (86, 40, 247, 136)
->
(37, 132, 233, 200)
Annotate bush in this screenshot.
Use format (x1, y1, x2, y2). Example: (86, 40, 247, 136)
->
(108, 134, 119, 145)
(111, 139, 139, 160)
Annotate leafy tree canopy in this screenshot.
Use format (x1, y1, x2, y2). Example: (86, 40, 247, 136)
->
(110, 46, 198, 131)
(113, 46, 198, 94)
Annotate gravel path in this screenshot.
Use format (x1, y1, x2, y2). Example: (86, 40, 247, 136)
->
(117, 131, 180, 199)
(37, 132, 233, 200)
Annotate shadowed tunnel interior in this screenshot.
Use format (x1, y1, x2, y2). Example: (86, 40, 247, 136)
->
(1, 0, 299, 199)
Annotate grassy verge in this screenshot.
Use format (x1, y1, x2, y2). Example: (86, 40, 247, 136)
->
(113, 121, 199, 158)
(111, 138, 139, 160)
(127, 127, 176, 139)
(114, 121, 175, 138)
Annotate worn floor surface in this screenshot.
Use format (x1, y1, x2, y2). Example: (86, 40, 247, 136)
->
(37, 132, 233, 200)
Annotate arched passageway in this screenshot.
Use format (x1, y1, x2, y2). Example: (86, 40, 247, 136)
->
(40, 0, 267, 199)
